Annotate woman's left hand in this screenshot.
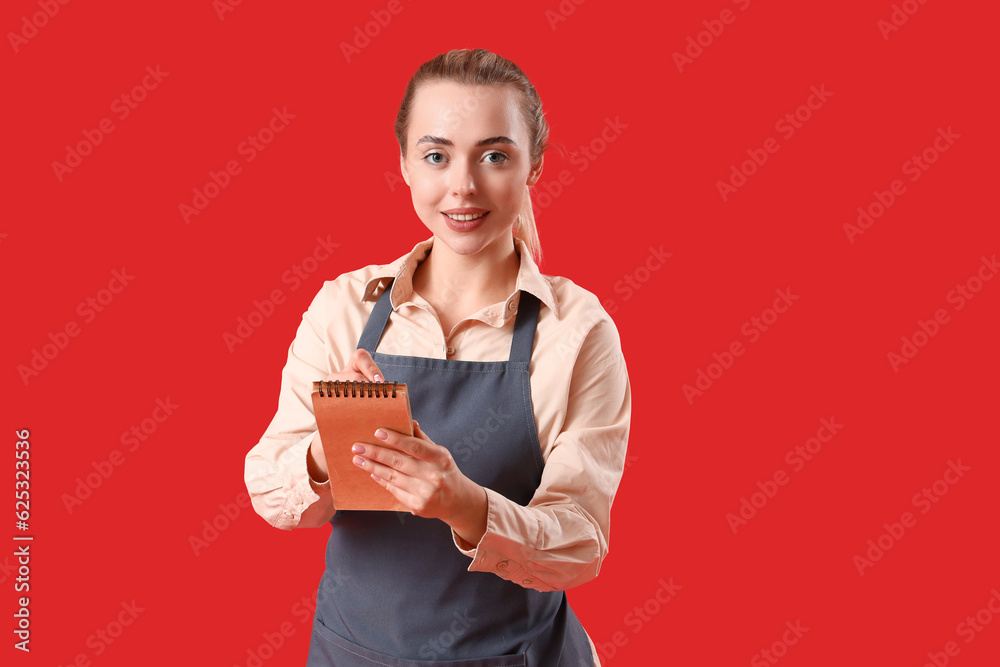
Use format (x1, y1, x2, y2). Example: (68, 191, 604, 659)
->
(352, 421, 488, 546)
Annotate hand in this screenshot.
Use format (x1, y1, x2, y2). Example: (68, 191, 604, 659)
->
(308, 349, 385, 481)
(323, 348, 385, 384)
(352, 420, 489, 546)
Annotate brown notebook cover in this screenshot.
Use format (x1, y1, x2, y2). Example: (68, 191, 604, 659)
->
(311, 380, 412, 511)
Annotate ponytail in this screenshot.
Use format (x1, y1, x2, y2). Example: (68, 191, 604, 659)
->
(514, 185, 542, 265)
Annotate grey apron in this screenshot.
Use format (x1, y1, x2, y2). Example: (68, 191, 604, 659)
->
(306, 281, 594, 666)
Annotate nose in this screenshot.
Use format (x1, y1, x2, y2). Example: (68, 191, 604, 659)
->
(448, 160, 476, 197)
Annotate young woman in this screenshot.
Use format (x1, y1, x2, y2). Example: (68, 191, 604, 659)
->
(245, 48, 631, 666)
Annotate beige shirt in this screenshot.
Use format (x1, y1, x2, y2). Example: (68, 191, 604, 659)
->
(244, 236, 631, 597)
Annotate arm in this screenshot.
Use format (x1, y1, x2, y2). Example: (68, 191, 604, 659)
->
(460, 321, 631, 591)
(353, 315, 631, 591)
(243, 285, 383, 530)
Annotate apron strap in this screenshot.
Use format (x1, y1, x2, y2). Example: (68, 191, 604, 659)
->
(356, 279, 395, 354)
(508, 291, 540, 364)
(357, 278, 541, 365)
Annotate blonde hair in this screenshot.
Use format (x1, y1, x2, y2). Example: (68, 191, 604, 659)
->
(394, 49, 549, 265)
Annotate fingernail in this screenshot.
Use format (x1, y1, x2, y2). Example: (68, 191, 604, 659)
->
(374, 374, 384, 382)
(352, 444, 365, 454)
(375, 429, 387, 441)
(353, 456, 365, 467)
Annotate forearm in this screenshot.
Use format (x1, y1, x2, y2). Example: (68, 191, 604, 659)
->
(446, 482, 489, 549)
(245, 430, 334, 530)
(456, 488, 607, 591)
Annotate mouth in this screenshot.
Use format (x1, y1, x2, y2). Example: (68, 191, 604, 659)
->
(441, 208, 489, 222)
(440, 209, 489, 232)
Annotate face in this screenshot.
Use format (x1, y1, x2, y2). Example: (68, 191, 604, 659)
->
(400, 82, 541, 259)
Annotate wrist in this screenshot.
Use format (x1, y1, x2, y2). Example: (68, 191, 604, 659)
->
(307, 433, 329, 484)
(448, 480, 488, 548)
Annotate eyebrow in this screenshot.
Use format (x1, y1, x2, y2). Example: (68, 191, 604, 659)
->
(415, 135, 517, 147)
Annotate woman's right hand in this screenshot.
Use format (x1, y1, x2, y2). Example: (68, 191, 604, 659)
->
(307, 349, 385, 481)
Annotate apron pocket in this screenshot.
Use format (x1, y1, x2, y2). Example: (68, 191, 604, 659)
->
(308, 617, 527, 667)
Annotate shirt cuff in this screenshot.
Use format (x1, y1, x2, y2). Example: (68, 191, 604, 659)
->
(450, 487, 555, 592)
(273, 432, 322, 529)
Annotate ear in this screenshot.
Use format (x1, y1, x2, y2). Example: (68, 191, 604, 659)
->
(526, 156, 544, 186)
(400, 152, 410, 186)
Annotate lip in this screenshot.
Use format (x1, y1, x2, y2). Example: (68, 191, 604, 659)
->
(441, 210, 489, 232)
(441, 207, 489, 215)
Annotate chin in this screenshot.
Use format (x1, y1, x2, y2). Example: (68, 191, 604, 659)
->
(436, 233, 491, 255)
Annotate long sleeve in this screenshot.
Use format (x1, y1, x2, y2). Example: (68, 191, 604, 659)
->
(455, 314, 631, 592)
(244, 296, 340, 530)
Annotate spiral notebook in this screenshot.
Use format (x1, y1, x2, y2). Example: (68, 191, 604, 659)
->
(311, 380, 412, 511)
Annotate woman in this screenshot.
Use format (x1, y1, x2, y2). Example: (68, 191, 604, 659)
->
(245, 48, 631, 666)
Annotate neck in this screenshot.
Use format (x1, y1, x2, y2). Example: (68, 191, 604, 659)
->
(415, 234, 521, 306)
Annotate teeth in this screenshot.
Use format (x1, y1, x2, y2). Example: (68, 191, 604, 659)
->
(445, 212, 486, 221)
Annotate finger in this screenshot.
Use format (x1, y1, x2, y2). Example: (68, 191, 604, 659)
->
(385, 427, 455, 473)
(353, 442, 415, 476)
(373, 427, 436, 463)
(367, 471, 424, 515)
(348, 348, 384, 382)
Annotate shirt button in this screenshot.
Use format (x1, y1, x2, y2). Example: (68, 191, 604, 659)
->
(496, 560, 508, 570)
(446, 346, 455, 356)
(507, 301, 516, 311)
(522, 579, 533, 586)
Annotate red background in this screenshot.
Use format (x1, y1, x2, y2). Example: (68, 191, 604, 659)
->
(4, 1, 999, 665)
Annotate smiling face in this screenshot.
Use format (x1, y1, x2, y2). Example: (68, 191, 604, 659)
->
(400, 82, 541, 259)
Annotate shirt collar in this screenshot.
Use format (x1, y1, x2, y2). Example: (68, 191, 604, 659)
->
(361, 236, 559, 320)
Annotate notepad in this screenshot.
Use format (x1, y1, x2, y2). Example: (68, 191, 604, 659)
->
(311, 380, 412, 511)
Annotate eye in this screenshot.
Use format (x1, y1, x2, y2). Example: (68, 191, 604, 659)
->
(422, 152, 447, 165)
(484, 152, 509, 165)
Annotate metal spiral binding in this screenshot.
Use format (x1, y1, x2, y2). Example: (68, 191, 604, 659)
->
(313, 380, 399, 398)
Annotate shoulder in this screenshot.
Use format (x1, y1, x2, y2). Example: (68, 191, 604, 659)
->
(307, 237, 430, 312)
(305, 258, 400, 315)
(312, 264, 386, 303)
(537, 274, 624, 367)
